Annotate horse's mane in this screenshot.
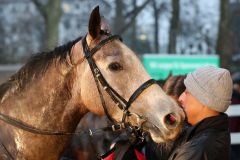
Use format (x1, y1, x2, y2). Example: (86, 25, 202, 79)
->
(0, 37, 82, 101)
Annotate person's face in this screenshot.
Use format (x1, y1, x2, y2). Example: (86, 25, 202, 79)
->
(178, 90, 204, 125)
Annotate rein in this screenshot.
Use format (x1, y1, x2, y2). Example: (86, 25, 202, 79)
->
(0, 111, 126, 159)
(0, 112, 126, 136)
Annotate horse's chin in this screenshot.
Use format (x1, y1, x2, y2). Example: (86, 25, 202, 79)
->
(150, 134, 165, 143)
(146, 128, 166, 143)
(142, 122, 182, 144)
(141, 123, 163, 143)
(148, 130, 178, 144)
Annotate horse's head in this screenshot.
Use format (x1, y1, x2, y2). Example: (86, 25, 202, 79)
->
(71, 7, 185, 143)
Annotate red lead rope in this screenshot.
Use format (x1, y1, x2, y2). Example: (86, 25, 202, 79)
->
(102, 149, 146, 160)
(134, 149, 146, 160)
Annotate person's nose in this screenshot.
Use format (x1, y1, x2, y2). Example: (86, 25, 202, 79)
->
(178, 92, 185, 105)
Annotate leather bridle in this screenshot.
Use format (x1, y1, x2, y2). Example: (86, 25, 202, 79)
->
(81, 31, 157, 128)
(0, 33, 158, 130)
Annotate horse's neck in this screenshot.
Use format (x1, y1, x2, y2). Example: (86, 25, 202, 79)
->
(0, 66, 86, 132)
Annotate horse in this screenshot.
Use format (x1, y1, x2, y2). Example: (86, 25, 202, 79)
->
(0, 6, 185, 160)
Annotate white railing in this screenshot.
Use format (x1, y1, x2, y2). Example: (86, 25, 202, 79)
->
(0, 64, 22, 71)
(226, 105, 240, 145)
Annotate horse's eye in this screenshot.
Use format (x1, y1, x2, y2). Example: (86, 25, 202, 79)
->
(108, 62, 123, 71)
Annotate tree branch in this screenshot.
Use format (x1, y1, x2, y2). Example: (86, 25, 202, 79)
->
(157, 2, 168, 15)
(118, 0, 151, 33)
(101, 0, 112, 9)
(31, 0, 46, 17)
(124, 0, 151, 18)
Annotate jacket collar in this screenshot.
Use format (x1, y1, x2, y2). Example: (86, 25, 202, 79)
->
(184, 113, 229, 141)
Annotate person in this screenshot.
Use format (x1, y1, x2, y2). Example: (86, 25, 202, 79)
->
(166, 66, 233, 160)
(145, 75, 187, 160)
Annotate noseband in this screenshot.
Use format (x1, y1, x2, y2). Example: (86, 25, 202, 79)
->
(81, 32, 157, 128)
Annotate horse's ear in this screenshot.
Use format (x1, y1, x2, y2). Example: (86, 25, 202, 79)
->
(165, 71, 173, 81)
(88, 6, 101, 39)
(167, 71, 173, 79)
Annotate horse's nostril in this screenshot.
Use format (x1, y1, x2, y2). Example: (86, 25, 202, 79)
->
(164, 113, 177, 128)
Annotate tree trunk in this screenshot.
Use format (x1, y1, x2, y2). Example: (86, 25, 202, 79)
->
(115, 0, 151, 34)
(168, 0, 180, 54)
(113, 0, 125, 35)
(216, 0, 231, 68)
(130, 0, 137, 51)
(152, 0, 160, 53)
(32, 0, 62, 50)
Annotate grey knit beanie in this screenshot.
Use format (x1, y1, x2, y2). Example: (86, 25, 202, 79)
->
(184, 66, 233, 112)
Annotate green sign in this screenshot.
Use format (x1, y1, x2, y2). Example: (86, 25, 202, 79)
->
(142, 54, 219, 80)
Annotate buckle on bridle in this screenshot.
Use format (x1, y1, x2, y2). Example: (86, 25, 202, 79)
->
(125, 124, 147, 144)
(111, 123, 125, 131)
(128, 112, 147, 128)
(94, 68, 101, 77)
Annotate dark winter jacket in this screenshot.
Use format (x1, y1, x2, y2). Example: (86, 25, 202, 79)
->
(145, 122, 189, 160)
(229, 90, 240, 132)
(168, 113, 230, 160)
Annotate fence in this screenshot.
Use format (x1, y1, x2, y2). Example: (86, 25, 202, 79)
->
(226, 105, 240, 145)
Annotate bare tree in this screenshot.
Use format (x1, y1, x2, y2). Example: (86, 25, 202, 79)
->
(113, 0, 151, 34)
(168, 0, 180, 54)
(31, 0, 62, 50)
(216, 0, 232, 68)
(151, 0, 168, 53)
(129, 0, 137, 51)
(152, 0, 160, 53)
(113, 0, 125, 34)
(0, 19, 6, 63)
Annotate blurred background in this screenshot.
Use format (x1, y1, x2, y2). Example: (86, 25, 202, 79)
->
(1, 0, 240, 81)
(0, 0, 240, 68)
